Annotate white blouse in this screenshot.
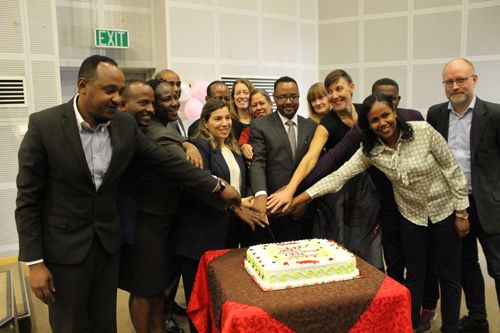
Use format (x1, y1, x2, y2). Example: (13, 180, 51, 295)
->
(306, 121, 469, 226)
(221, 147, 242, 195)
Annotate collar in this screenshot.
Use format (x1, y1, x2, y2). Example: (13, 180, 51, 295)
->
(447, 94, 476, 117)
(73, 94, 111, 132)
(277, 110, 299, 126)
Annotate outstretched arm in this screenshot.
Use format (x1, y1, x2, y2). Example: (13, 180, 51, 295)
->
(267, 125, 329, 213)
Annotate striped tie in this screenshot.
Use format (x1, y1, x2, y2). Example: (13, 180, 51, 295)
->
(286, 119, 296, 159)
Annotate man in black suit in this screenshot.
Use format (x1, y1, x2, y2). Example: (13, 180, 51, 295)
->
(427, 58, 500, 333)
(248, 76, 316, 244)
(15, 55, 241, 333)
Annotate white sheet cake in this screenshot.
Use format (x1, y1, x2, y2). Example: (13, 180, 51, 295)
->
(244, 239, 359, 291)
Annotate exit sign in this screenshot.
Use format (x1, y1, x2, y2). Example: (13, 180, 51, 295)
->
(94, 29, 129, 48)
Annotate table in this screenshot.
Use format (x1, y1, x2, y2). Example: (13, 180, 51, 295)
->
(187, 248, 412, 333)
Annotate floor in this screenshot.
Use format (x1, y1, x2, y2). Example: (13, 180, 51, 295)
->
(3, 244, 499, 333)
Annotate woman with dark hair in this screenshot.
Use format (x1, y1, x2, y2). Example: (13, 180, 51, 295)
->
(289, 93, 470, 333)
(174, 98, 266, 331)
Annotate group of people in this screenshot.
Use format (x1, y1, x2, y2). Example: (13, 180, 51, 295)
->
(14, 55, 500, 333)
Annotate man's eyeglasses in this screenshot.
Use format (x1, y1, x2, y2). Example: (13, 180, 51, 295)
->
(159, 79, 182, 88)
(214, 95, 231, 102)
(442, 75, 473, 88)
(275, 94, 300, 103)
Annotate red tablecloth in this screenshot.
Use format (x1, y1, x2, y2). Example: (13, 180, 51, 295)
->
(188, 249, 412, 333)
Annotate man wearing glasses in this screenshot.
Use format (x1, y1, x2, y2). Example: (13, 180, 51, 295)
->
(427, 58, 500, 333)
(248, 76, 316, 244)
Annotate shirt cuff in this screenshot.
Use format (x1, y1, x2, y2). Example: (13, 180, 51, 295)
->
(254, 191, 267, 197)
(25, 259, 44, 266)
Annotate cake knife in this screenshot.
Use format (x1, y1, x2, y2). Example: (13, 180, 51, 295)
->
(267, 224, 277, 243)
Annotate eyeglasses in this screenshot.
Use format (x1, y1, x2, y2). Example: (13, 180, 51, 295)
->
(159, 79, 182, 88)
(275, 94, 300, 103)
(442, 76, 473, 88)
(214, 95, 231, 102)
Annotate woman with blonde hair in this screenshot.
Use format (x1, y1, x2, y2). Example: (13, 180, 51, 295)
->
(229, 78, 254, 141)
(306, 82, 330, 124)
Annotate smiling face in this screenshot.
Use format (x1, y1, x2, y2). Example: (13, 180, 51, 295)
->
(78, 62, 125, 127)
(203, 106, 232, 144)
(122, 82, 155, 127)
(233, 82, 250, 110)
(442, 59, 477, 107)
(373, 84, 400, 108)
(274, 81, 299, 119)
(250, 92, 273, 118)
(155, 83, 180, 123)
(367, 101, 399, 145)
(326, 77, 354, 112)
(310, 95, 330, 117)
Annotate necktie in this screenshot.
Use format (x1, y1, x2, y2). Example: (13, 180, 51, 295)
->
(286, 120, 296, 159)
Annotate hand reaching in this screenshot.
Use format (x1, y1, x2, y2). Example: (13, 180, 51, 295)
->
(267, 186, 294, 214)
(219, 183, 242, 207)
(233, 206, 268, 231)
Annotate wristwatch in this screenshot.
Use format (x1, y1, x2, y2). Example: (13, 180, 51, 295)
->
(216, 179, 226, 193)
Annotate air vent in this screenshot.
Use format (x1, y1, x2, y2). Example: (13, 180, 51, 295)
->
(0, 77, 26, 107)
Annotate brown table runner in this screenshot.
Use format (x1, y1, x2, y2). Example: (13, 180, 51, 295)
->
(207, 248, 385, 333)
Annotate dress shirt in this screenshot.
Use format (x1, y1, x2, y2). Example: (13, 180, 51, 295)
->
(306, 122, 469, 226)
(448, 95, 475, 193)
(73, 95, 113, 190)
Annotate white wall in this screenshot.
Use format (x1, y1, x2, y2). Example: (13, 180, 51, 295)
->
(318, 0, 500, 116)
(166, 0, 318, 117)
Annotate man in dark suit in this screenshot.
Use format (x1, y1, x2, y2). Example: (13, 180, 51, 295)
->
(248, 76, 316, 243)
(15, 55, 241, 333)
(427, 58, 500, 333)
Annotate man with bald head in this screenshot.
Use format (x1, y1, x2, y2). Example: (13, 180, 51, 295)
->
(187, 80, 231, 136)
(155, 69, 186, 137)
(427, 58, 500, 333)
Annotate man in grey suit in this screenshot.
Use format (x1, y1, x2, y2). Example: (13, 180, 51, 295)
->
(15, 55, 241, 333)
(248, 76, 316, 244)
(427, 58, 500, 333)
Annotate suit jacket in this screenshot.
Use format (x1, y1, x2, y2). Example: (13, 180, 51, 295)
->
(174, 138, 246, 260)
(427, 98, 500, 234)
(15, 99, 218, 265)
(249, 111, 317, 195)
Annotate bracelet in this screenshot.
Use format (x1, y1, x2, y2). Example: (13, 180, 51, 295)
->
(455, 211, 469, 219)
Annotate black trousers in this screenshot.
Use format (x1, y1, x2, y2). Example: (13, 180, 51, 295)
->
(47, 237, 120, 333)
(401, 214, 462, 333)
(461, 196, 500, 320)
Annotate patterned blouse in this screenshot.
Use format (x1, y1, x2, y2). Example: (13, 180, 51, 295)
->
(306, 121, 469, 226)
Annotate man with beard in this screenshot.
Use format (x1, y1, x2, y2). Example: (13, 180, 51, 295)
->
(119, 79, 187, 333)
(427, 58, 500, 333)
(248, 76, 316, 244)
(15, 55, 242, 333)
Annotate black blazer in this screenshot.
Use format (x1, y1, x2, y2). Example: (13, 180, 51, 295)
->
(174, 138, 246, 260)
(249, 111, 317, 195)
(427, 98, 500, 234)
(15, 99, 218, 264)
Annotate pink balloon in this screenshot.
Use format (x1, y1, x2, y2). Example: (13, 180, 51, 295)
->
(184, 98, 203, 121)
(191, 80, 210, 101)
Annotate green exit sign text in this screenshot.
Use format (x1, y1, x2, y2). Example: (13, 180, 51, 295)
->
(95, 29, 129, 49)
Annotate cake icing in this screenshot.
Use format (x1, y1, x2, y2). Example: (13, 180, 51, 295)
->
(244, 239, 359, 291)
